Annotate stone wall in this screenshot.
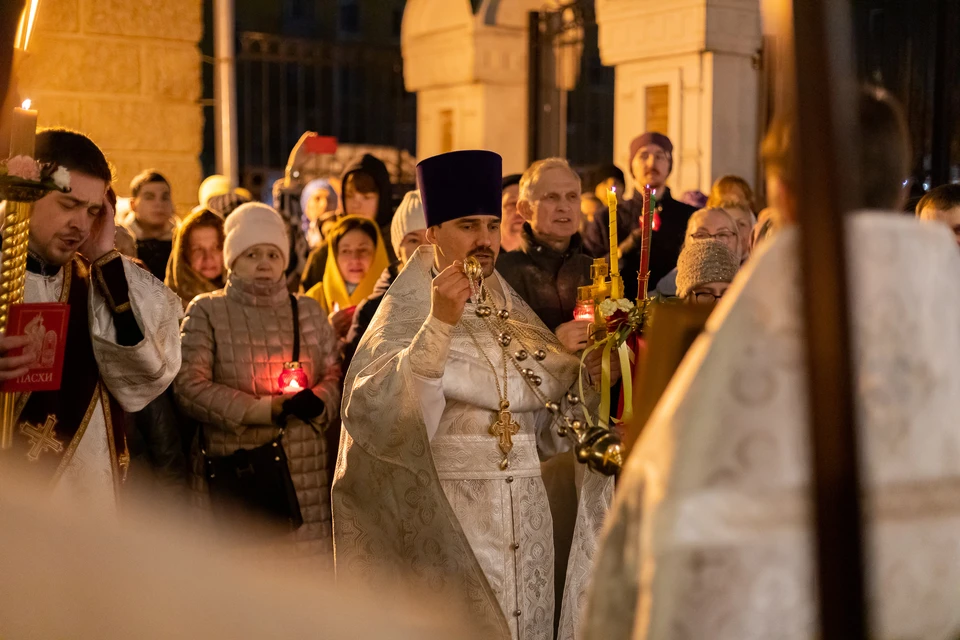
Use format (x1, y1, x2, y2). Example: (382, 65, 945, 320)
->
(18, 0, 203, 213)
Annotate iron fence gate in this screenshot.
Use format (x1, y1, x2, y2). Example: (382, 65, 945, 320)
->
(235, 31, 416, 192)
(528, 0, 614, 170)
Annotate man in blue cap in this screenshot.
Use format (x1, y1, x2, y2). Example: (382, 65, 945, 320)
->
(334, 150, 615, 640)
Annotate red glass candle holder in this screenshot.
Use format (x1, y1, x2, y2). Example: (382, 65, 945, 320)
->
(278, 361, 308, 394)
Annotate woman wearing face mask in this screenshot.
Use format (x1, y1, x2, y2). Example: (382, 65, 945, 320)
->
(305, 216, 389, 339)
(165, 207, 226, 309)
(174, 203, 341, 562)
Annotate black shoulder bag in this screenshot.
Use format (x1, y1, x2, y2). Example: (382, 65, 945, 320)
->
(201, 294, 304, 535)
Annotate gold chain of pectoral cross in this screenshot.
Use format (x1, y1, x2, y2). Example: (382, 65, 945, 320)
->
(462, 287, 520, 471)
(459, 259, 621, 476)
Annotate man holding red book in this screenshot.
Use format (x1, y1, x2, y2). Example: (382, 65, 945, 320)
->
(0, 129, 183, 514)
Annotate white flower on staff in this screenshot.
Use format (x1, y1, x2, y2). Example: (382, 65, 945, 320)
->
(599, 298, 636, 317)
(52, 166, 70, 189)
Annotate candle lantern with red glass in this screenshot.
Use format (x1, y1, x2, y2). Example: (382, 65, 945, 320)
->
(278, 361, 308, 394)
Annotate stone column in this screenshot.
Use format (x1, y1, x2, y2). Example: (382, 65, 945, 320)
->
(596, 0, 762, 195)
(401, 0, 546, 175)
(18, 0, 203, 212)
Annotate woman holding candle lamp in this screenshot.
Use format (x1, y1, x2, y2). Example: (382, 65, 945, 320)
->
(174, 202, 341, 561)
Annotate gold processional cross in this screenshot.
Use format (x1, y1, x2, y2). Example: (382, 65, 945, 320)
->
(20, 415, 63, 461)
(490, 401, 520, 470)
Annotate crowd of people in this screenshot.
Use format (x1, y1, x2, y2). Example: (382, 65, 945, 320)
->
(105, 128, 766, 504)
(4, 82, 960, 639)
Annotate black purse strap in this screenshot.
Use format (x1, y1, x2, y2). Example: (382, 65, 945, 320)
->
(200, 296, 302, 456)
(290, 294, 300, 362)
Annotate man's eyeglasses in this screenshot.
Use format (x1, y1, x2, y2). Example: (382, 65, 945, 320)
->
(690, 230, 737, 242)
(693, 291, 724, 303)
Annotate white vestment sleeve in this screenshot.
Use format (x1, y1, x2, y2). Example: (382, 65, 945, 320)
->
(89, 257, 184, 413)
(408, 315, 452, 440)
(411, 373, 445, 440)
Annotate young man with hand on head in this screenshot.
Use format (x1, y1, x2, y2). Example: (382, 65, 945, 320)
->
(1, 129, 183, 513)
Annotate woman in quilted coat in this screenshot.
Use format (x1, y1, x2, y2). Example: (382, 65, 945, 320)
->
(174, 202, 341, 561)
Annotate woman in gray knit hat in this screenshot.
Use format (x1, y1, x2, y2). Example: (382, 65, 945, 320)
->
(675, 239, 740, 303)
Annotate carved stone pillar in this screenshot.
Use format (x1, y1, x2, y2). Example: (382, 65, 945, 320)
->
(597, 0, 762, 195)
(402, 0, 546, 174)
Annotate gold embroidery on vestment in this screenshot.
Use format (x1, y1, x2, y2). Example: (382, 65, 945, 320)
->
(20, 415, 63, 461)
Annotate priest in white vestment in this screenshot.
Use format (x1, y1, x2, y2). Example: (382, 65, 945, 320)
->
(334, 150, 614, 640)
(583, 89, 960, 639)
(1, 129, 182, 515)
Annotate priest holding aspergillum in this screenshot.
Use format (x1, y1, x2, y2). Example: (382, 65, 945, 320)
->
(333, 150, 617, 640)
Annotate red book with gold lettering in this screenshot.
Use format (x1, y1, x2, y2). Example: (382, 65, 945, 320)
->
(0, 303, 69, 392)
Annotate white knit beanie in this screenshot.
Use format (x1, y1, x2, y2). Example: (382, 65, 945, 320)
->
(390, 190, 427, 258)
(675, 239, 739, 298)
(223, 202, 290, 269)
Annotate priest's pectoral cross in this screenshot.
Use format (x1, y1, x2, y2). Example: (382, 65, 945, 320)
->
(490, 401, 520, 470)
(20, 415, 63, 462)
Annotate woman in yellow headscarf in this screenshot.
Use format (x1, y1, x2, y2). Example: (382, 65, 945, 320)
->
(305, 215, 389, 337)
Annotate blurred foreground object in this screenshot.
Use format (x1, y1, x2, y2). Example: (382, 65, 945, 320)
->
(0, 478, 481, 640)
(582, 215, 960, 639)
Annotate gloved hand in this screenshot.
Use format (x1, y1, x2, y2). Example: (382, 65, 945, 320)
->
(279, 389, 326, 425)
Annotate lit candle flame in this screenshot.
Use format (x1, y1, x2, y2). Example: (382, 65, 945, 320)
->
(21, 99, 31, 110)
(286, 379, 303, 391)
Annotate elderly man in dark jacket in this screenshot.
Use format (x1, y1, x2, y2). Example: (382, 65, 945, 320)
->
(497, 158, 593, 342)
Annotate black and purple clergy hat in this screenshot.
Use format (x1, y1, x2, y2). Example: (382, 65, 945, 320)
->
(416, 150, 503, 227)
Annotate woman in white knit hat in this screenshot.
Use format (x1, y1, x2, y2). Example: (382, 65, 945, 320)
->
(173, 202, 342, 563)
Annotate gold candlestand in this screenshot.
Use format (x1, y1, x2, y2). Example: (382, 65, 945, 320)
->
(0, 187, 42, 449)
(2, 0, 48, 450)
(577, 258, 611, 339)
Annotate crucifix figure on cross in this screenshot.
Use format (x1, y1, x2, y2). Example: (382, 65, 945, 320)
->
(20, 415, 63, 462)
(490, 400, 520, 470)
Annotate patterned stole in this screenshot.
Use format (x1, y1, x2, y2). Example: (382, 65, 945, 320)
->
(10, 258, 128, 486)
